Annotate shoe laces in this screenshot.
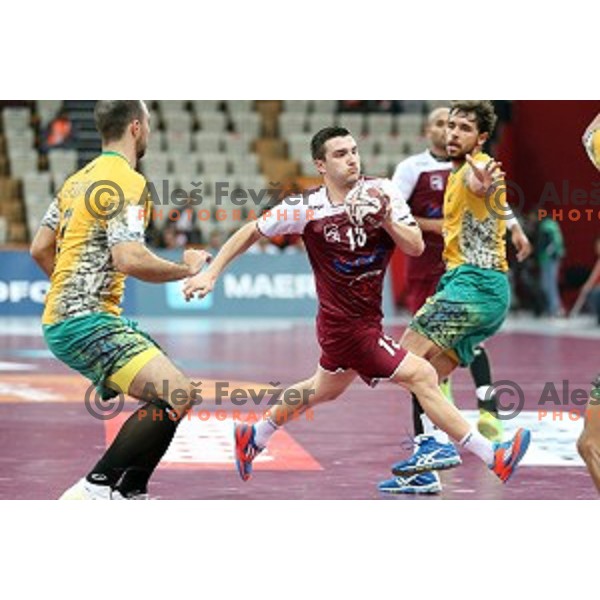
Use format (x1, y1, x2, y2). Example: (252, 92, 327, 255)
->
(246, 440, 263, 459)
(398, 427, 424, 452)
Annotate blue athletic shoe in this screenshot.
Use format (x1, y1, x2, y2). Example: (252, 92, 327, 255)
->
(391, 435, 462, 476)
(378, 471, 442, 495)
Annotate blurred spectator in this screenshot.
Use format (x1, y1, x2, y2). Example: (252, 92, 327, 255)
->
(172, 198, 202, 245)
(338, 100, 402, 114)
(145, 217, 162, 248)
(41, 107, 73, 153)
(537, 216, 565, 317)
(207, 229, 224, 253)
(581, 236, 600, 325)
(0, 216, 7, 245)
(510, 212, 545, 316)
(282, 235, 306, 254)
(338, 100, 368, 113)
(367, 100, 401, 114)
(161, 223, 186, 249)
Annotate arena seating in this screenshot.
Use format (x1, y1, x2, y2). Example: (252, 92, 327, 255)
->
(0, 100, 441, 244)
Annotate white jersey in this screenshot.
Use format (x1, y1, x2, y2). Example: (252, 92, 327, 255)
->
(391, 150, 452, 281)
(392, 150, 452, 212)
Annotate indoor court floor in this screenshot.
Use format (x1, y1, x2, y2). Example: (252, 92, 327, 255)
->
(0, 315, 598, 500)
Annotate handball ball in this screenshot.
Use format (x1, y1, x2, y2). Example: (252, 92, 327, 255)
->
(344, 182, 391, 228)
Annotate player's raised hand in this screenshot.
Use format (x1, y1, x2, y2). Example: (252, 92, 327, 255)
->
(183, 249, 212, 277)
(183, 271, 216, 301)
(465, 154, 506, 196)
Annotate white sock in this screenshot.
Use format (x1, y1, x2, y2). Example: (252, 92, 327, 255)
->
(476, 385, 492, 402)
(420, 414, 449, 445)
(254, 418, 278, 449)
(460, 428, 494, 465)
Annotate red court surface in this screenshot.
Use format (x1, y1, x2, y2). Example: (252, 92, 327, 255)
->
(0, 315, 598, 499)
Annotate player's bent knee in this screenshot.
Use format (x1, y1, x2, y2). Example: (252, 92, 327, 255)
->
(133, 374, 197, 416)
(410, 358, 438, 389)
(577, 432, 596, 461)
(304, 375, 317, 392)
(170, 381, 200, 415)
(577, 435, 589, 461)
(137, 398, 180, 423)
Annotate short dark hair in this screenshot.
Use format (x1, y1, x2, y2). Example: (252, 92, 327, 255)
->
(450, 101, 498, 136)
(94, 100, 145, 143)
(310, 126, 351, 160)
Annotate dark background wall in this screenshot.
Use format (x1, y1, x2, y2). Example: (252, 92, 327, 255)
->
(510, 100, 600, 271)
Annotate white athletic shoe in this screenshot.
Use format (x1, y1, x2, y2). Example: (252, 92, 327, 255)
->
(58, 478, 113, 500)
(111, 491, 150, 500)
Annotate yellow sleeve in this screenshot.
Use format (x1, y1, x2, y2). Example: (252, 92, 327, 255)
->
(584, 129, 600, 170)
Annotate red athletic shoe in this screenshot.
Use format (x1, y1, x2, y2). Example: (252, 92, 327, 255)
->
(490, 428, 531, 483)
(234, 423, 263, 482)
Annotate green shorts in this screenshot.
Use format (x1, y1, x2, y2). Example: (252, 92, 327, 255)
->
(409, 265, 510, 366)
(43, 313, 163, 400)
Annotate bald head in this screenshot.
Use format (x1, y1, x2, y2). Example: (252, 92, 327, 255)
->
(426, 106, 449, 157)
(427, 106, 450, 126)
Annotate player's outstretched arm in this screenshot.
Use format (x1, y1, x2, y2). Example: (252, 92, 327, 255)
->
(112, 241, 211, 283)
(183, 221, 262, 300)
(30, 225, 56, 278)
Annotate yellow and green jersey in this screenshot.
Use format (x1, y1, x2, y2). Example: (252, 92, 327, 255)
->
(584, 128, 600, 169)
(41, 151, 151, 325)
(442, 152, 508, 273)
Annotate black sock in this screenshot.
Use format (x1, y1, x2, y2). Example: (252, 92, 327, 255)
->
(412, 393, 425, 436)
(470, 346, 498, 415)
(116, 469, 154, 498)
(479, 398, 498, 415)
(87, 402, 178, 488)
(470, 345, 492, 388)
(115, 435, 175, 497)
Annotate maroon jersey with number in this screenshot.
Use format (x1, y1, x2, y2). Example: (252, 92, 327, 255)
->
(256, 178, 417, 348)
